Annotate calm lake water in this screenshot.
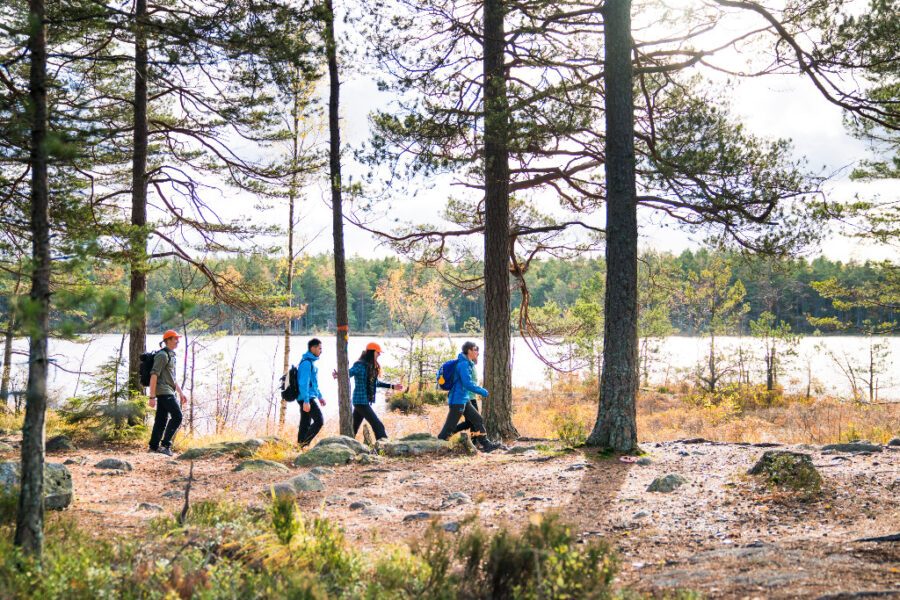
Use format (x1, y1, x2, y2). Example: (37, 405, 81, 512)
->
(3, 334, 897, 432)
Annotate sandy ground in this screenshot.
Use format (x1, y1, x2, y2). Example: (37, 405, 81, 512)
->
(2, 434, 899, 599)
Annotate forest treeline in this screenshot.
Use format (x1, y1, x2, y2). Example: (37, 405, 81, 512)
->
(20, 248, 893, 337)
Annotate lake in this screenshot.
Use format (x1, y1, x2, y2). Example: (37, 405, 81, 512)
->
(2, 333, 897, 432)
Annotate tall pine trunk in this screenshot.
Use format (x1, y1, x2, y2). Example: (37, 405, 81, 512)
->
(128, 0, 149, 395)
(324, 0, 352, 435)
(0, 274, 20, 411)
(587, 0, 639, 452)
(281, 75, 300, 427)
(15, 0, 50, 556)
(482, 0, 517, 441)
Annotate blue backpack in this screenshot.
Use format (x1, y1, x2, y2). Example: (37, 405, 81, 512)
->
(436, 359, 459, 391)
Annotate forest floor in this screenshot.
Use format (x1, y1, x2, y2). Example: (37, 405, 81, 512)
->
(3, 398, 899, 600)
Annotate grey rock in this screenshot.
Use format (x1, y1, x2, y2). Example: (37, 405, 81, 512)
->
(399, 474, 424, 483)
(633, 511, 650, 520)
(647, 474, 688, 493)
(162, 490, 185, 499)
(441, 492, 472, 507)
(46, 435, 76, 452)
(452, 432, 478, 455)
(361, 505, 390, 517)
(512, 491, 526, 499)
(443, 521, 460, 533)
(316, 435, 369, 455)
(95, 458, 133, 471)
(506, 445, 537, 455)
(636, 457, 653, 466)
(177, 439, 264, 460)
(377, 437, 451, 457)
(96, 470, 128, 477)
(63, 457, 87, 466)
(263, 472, 325, 498)
(293, 444, 357, 467)
(402, 511, 432, 522)
(139, 503, 164, 512)
(794, 443, 815, 451)
(565, 462, 596, 471)
(353, 453, 384, 465)
(232, 459, 289, 473)
(887, 437, 900, 447)
(399, 433, 436, 441)
(349, 500, 373, 510)
(0, 462, 73, 510)
(325, 495, 345, 504)
(311, 467, 335, 475)
(821, 442, 882, 453)
(748, 450, 819, 478)
(0, 441, 13, 452)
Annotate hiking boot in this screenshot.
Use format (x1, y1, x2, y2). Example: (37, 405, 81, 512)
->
(475, 437, 500, 453)
(156, 447, 174, 457)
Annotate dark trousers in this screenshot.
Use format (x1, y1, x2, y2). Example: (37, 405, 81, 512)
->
(298, 400, 324, 445)
(455, 399, 478, 432)
(149, 394, 182, 450)
(352, 404, 387, 440)
(438, 401, 486, 440)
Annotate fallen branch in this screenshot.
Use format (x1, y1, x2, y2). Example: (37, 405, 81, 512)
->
(853, 533, 900, 543)
(178, 461, 194, 525)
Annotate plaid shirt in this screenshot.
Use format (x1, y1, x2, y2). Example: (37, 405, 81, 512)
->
(348, 361, 391, 405)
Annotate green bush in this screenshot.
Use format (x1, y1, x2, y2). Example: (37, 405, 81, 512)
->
(0, 487, 17, 525)
(389, 392, 424, 413)
(419, 388, 448, 406)
(270, 495, 298, 544)
(554, 414, 587, 447)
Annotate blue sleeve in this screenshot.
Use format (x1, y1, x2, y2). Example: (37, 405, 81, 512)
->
(297, 360, 312, 403)
(349, 363, 362, 377)
(456, 361, 488, 397)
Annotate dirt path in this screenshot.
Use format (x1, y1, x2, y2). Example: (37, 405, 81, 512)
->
(4, 436, 899, 599)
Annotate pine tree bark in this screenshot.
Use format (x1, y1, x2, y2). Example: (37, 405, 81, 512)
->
(482, 0, 518, 441)
(128, 0, 149, 395)
(587, 0, 639, 452)
(324, 0, 352, 436)
(15, 0, 50, 556)
(0, 276, 20, 411)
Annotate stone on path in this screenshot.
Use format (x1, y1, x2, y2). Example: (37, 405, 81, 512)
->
(232, 459, 289, 473)
(311, 467, 334, 475)
(46, 435, 75, 452)
(402, 511, 432, 522)
(139, 503, 164, 512)
(647, 474, 688, 493)
(349, 500, 372, 510)
(178, 439, 265, 460)
(95, 458, 133, 471)
(377, 435, 451, 457)
(316, 435, 369, 455)
(162, 490, 185, 499)
(0, 441, 13, 452)
(0, 462, 73, 509)
(263, 472, 325, 499)
(820, 442, 882, 453)
(888, 437, 900, 447)
(293, 444, 357, 467)
(443, 521, 460, 533)
(353, 453, 384, 465)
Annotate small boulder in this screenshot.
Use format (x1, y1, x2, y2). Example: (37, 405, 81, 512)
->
(353, 453, 384, 465)
(440, 492, 472, 509)
(293, 444, 357, 467)
(820, 442, 882, 453)
(162, 490, 185, 499)
(139, 503, 164, 512)
(263, 473, 325, 498)
(377, 437, 451, 457)
(0, 462, 73, 509)
(565, 462, 596, 472)
(316, 435, 369, 455)
(310, 467, 334, 475)
(232, 459, 289, 473)
(506, 445, 537, 455)
(886, 437, 900, 447)
(349, 500, 373, 510)
(95, 458, 133, 471)
(748, 450, 822, 492)
(63, 457, 87, 466)
(361, 505, 390, 517)
(636, 457, 653, 466)
(402, 511, 432, 522)
(399, 433, 435, 441)
(46, 435, 75, 452)
(178, 439, 264, 460)
(451, 432, 477, 455)
(443, 521, 460, 533)
(647, 474, 688, 493)
(0, 441, 13, 452)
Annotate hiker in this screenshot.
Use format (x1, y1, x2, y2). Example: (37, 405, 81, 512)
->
(297, 338, 326, 447)
(342, 342, 403, 441)
(437, 341, 500, 452)
(148, 330, 187, 456)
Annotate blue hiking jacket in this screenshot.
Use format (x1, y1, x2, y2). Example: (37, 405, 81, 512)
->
(448, 353, 488, 405)
(348, 361, 391, 405)
(297, 351, 322, 404)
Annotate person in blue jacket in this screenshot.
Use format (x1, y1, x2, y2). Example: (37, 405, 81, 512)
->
(437, 341, 500, 452)
(297, 338, 326, 446)
(344, 342, 404, 441)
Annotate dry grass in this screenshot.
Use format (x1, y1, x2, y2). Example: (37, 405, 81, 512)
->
(510, 376, 900, 444)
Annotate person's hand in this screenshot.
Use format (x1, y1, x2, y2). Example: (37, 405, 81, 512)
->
(332, 369, 338, 379)
(149, 397, 156, 409)
(302, 402, 310, 413)
(394, 384, 405, 392)
(318, 397, 326, 407)
(179, 393, 187, 406)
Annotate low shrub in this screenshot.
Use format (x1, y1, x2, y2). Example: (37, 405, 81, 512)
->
(759, 453, 823, 497)
(0, 487, 16, 525)
(389, 392, 424, 414)
(554, 413, 588, 447)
